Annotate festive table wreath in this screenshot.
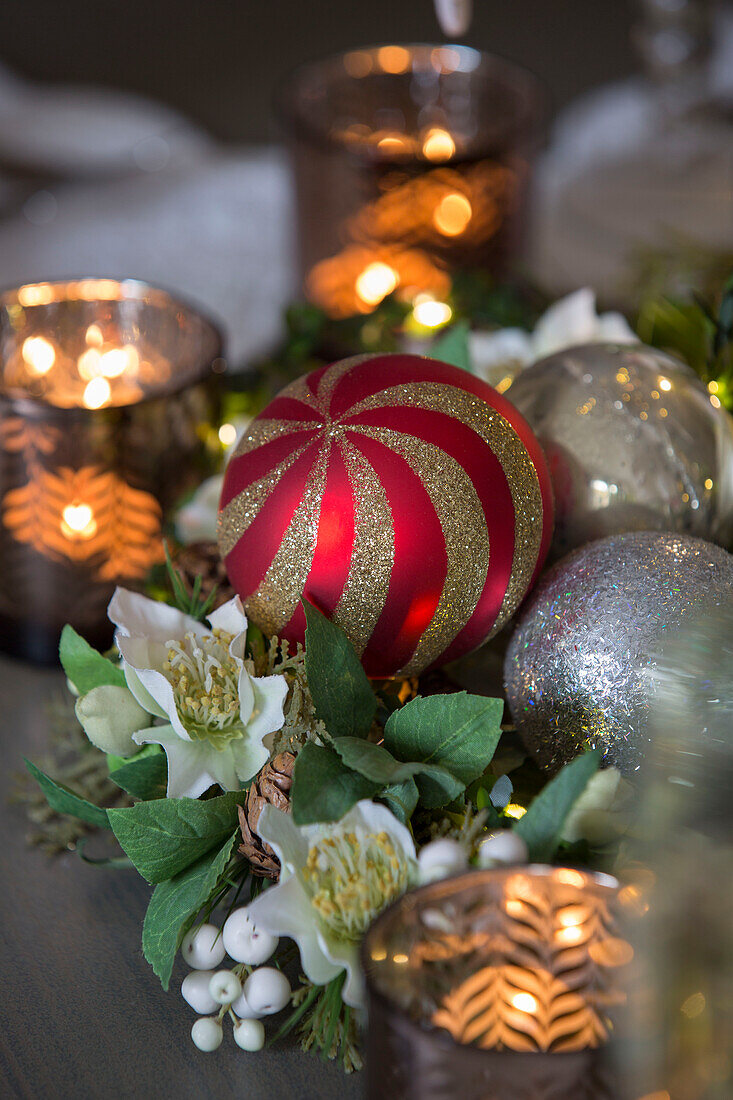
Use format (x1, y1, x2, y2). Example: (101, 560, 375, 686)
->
(24, 273, 733, 1072)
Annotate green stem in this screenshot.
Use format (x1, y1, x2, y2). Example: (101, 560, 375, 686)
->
(267, 982, 321, 1046)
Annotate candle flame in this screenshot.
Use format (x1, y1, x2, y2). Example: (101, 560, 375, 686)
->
(83, 376, 112, 409)
(85, 324, 104, 347)
(355, 262, 398, 306)
(412, 295, 452, 328)
(100, 348, 130, 378)
(22, 336, 56, 376)
(61, 502, 97, 540)
(511, 993, 538, 1014)
(434, 192, 472, 236)
(422, 128, 456, 162)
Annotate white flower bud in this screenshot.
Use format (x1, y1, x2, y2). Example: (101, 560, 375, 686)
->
(476, 830, 528, 868)
(243, 968, 291, 1015)
(233, 1018, 265, 1051)
(181, 970, 219, 1014)
(208, 970, 242, 1005)
(75, 685, 149, 757)
(191, 1017, 223, 1052)
(223, 907, 278, 965)
(417, 837, 469, 884)
(181, 923, 226, 970)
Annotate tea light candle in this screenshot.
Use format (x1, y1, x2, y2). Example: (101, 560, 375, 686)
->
(279, 45, 544, 321)
(0, 278, 222, 662)
(362, 867, 628, 1099)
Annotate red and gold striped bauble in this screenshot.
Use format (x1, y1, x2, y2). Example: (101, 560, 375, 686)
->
(218, 354, 553, 677)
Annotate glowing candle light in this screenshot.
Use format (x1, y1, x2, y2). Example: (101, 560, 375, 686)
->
(100, 348, 130, 378)
(83, 376, 112, 409)
(85, 324, 104, 347)
(422, 127, 456, 162)
(433, 193, 472, 236)
(60, 502, 97, 541)
(412, 295, 452, 328)
(355, 262, 398, 306)
(22, 336, 56, 376)
(511, 993, 538, 1014)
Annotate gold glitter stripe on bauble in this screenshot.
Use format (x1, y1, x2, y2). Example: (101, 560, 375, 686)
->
(273, 375, 327, 415)
(243, 442, 330, 637)
(301, 354, 377, 416)
(218, 438, 315, 558)
(345, 382, 543, 630)
(335, 437, 395, 657)
(352, 425, 489, 675)
(227, 417, 321, 462)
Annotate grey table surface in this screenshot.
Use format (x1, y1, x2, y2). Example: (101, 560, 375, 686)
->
(0, 654, 364, 1100)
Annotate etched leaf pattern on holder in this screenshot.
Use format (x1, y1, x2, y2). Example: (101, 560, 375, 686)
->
(2, 465, 163, 580)
(428, 873, 619, 1053)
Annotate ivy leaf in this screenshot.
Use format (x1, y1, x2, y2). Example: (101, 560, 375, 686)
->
(109, 752, 167, 801)
(142, 832, 237, 990)
(379, 778, 419, 825)
(332, 736, 464, 808)
(383, 692, 504, 789)
(59, 625, 126, 693)
(24, 759, 110, 830)
(291, 742, 379, 826)
(514, 750, 602, 862)
(303, 601, 377, 739)
(433, 320, 471, 371)
(107, 790, 246, 884)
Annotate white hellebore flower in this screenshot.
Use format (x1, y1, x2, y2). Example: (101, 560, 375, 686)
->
(469, 287, 636, 387)
(561, 766, 632, 846)
(247, 800, 417, 1008)
(175, 474, 223, 545)
(108, 589, 288, 799)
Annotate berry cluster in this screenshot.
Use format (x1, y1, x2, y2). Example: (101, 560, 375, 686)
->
(181, 908, 291, 1053)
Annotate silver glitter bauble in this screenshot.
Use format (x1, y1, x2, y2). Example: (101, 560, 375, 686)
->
(503, 531, 733, 774)
(506, 343, 733, 559)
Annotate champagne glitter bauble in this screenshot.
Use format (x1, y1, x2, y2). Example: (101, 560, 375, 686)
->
(219, 353, 553, 677)
(506, 343, 733, 560)
(504, 531, 733, 774)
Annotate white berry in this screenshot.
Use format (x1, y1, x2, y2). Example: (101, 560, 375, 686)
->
(223, 907, 279, 965)
(417, 837, 469, 884)
(231, 989, 264, 1019)
(233, 1018, 266, 1051)
(208, 969, 243, 1005)
(191, 1017, 223, 1052)
(181, 970, 219, 1014)
(243, 968, 291, 1015)
(477, 830, 528, 867)
(181, 923, 226, 970)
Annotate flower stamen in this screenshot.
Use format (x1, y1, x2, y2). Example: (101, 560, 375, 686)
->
(165, 629, 244, 748)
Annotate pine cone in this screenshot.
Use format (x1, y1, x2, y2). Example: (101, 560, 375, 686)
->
(238, 751, 296, 879)
(174, 541, 235, 611)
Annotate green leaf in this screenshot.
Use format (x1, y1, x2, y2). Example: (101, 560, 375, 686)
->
(142, 832, 237, 990)
(107, 790, 246, 883)
(433, 320, 471, 371)
(59, 625, 126, 693)
(24, 758, 110, 830)
(514, 750, 602, 862)
(332, 736, 463, 808)
(107, 743, 160, 775)
(383, 692, 504, 791)
(109, 752, 167, 801)
(303, 601, 376, 739)
(291, 742, 380, 826)
(379, 778, 419, 824)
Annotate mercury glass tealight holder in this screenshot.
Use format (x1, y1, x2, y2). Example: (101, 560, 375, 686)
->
(278, 44, 544, 321)
(362, 866, 629, 1100)
(0, 278, 223, 663)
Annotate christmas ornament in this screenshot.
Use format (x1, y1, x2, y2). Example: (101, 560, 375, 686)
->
(506, 343, 733, 559)
(219, 353, 553, 677)
(504, 531, 733, 774)
(238, 751, 296, 879)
